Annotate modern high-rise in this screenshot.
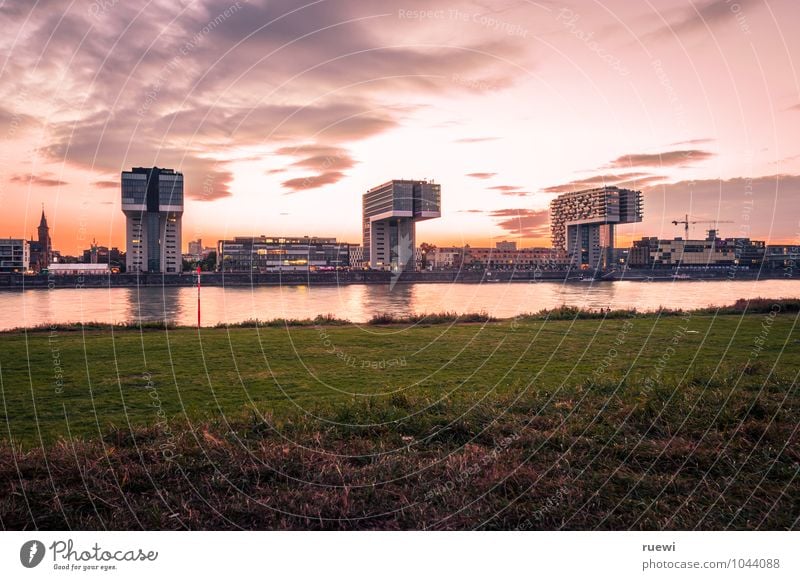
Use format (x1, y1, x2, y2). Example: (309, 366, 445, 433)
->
(121, 167, 184, 274)
(550, 186, 642, 269)
(362, 179, 441, 271)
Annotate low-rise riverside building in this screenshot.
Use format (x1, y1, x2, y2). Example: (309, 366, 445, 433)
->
(0, 238, 30, 273)
(48, 263, 111, 275)
(628, 231, 768, 268)
(217, 236, 350, 272)
(430, 243, 569, 270)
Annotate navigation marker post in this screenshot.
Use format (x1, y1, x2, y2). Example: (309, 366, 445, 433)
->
(197, 266, 202, 328)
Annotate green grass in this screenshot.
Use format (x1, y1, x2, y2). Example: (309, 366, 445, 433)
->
(0, 309, 798, 446)
(0, 306, 798, 529)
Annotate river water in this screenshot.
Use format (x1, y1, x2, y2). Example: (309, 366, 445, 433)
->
(0, 279, 798, 330)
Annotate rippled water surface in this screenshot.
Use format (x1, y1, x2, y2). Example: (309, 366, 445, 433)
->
(0, 279, 798, 330)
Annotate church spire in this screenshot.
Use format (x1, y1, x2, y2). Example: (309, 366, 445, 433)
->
(39, 204, 47, 228)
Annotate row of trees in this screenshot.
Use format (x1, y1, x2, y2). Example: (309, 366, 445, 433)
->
(182, 251, 217, 272)
(418, 242, 437, 270)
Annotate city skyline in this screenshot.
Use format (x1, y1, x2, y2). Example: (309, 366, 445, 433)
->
(2, 0, 800, 254)
(1, 0, 799, 544)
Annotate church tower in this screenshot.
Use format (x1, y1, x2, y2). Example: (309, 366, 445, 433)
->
(37, 207, 51, 270)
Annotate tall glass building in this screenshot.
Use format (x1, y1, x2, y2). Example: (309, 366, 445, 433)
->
(121, 167, 184, 274)
(362, 180, 441, 271)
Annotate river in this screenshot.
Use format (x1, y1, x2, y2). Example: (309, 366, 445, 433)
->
(0, 279, 798, 330)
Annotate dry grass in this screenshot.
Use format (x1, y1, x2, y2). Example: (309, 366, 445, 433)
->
(1, 379, 797, 530)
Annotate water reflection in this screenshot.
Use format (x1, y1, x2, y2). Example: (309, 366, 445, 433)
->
(127, 287, 184, 324)
(0, 279, 798, 330)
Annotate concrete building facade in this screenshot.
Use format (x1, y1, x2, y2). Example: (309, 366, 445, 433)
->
(362, 180, 441, 271)
(348, 245, 365, 268)
(550, 186, 642, 270)
(428, 244, 569, 270)
(431, 246, 466, 270)
(0, 238, 30, 273)
(48, 263, 111, 276)
(217, 236, 350, 272)
(495, 240, 517, 251)
(629, 231, 768, 268)
(764, 245, 800, 270)
(121, 167, 184, 274)
(462, 244, 569, 270)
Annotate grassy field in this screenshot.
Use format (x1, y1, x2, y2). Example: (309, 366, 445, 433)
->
(0, 304, 798, 529)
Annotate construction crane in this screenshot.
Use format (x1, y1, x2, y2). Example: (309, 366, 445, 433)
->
(671, 214, 734, 238)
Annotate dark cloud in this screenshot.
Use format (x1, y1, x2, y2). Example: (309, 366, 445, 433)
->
(276, 145, 357, 173)
(92, 180, 118, 189)
(291, 154, 356, 172)
(3, 0, 526, 201)
(645, 0, 761, 40)
(10, 173, 67, 187)
(0, 106, 38, 135)
(0, 0, 63, 18)
(275, 144, 357, 184)
(641, 174, 800, 242)
(274, 144, 343, 157)
(178, 158, 235, 201)
(40, 119, 235, 201)
(156, 102, 398, 145)
(282, 171, 346, 193)
(466, 172, 497, 179)
(194, 0, 528, 98)
(543, 172, 663, 193)
(489, 208, 550, 237)
(488, 184, 530, 196)
(37, 102, 396, 203)
(490, 185, 524, 192)
(609, 150, 714, 168)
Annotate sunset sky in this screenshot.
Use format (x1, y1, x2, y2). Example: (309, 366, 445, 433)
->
(1, 0, 799, 254)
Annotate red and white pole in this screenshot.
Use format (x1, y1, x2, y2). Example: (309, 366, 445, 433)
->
(197, 266, 202, 328)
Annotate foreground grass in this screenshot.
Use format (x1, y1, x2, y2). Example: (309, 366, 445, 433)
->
(0, 305, 798, 529)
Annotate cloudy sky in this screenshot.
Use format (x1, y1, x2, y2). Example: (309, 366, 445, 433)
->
(1, 0, 799, 254)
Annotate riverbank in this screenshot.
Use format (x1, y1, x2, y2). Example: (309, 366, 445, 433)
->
(0, 306, 797, 529)
(0, 268, 793, 290)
